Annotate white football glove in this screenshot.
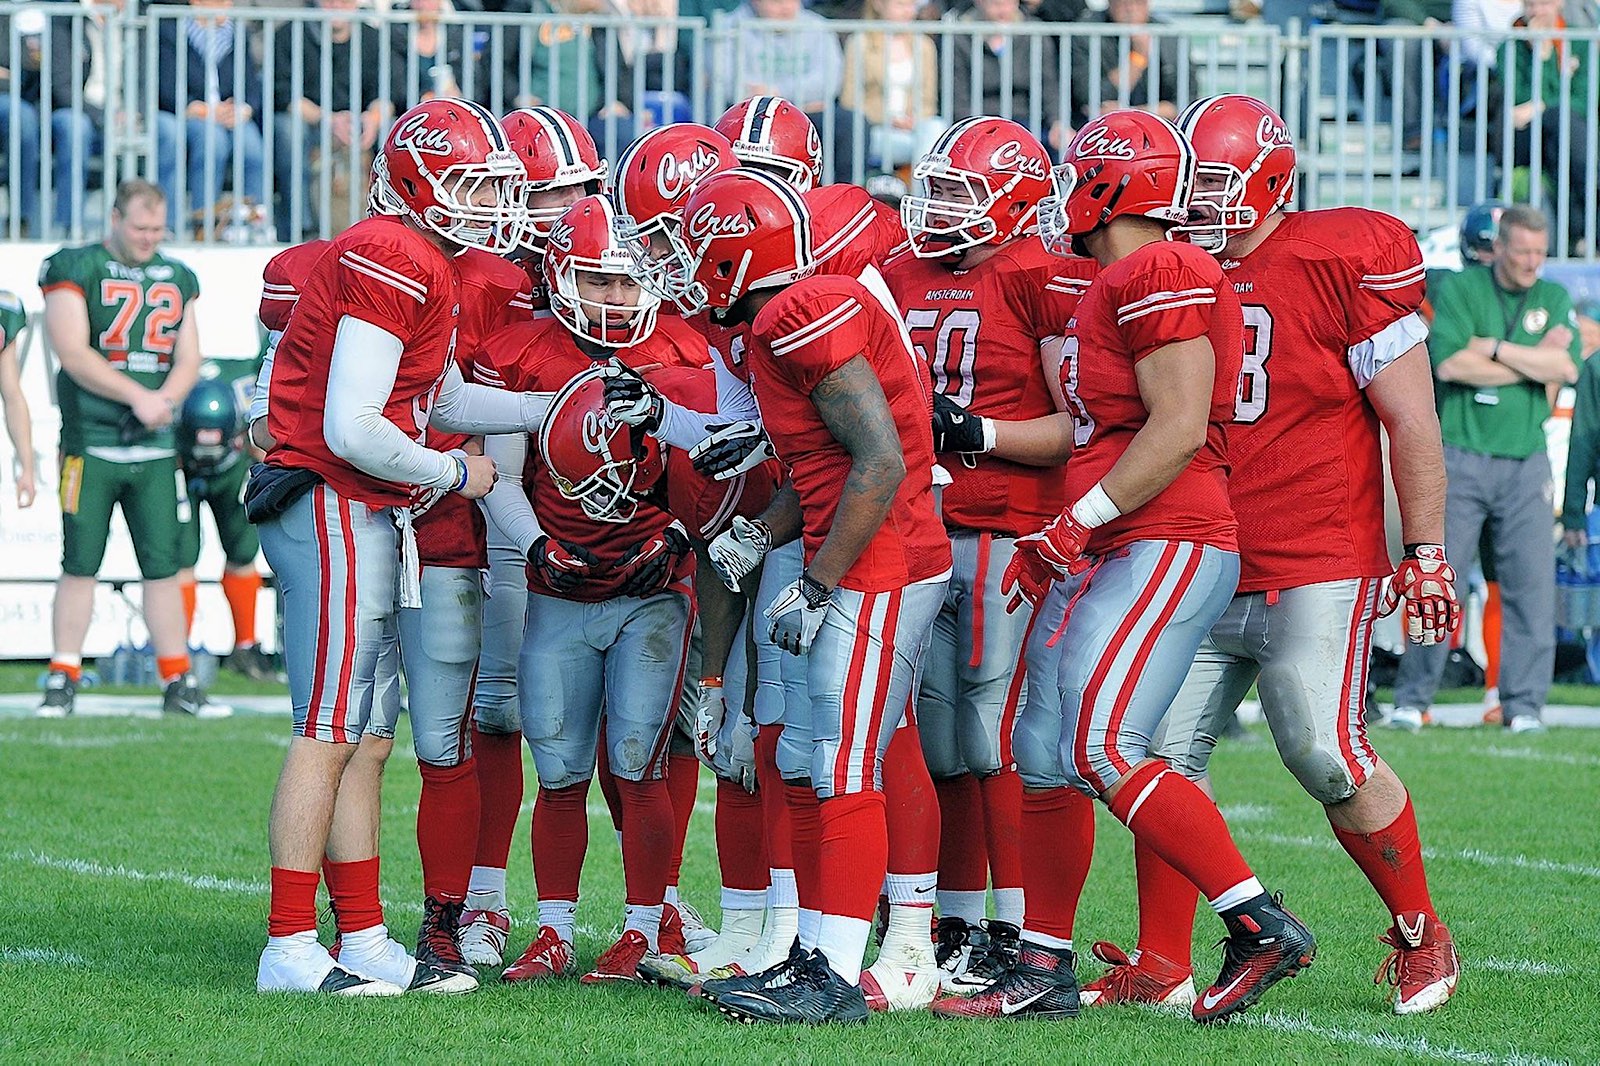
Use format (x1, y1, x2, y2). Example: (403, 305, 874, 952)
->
(689, 420, 777, 481)
(600, 362, 662, 429)
(693, 679, 726, 764)
(764, 571, 833, 655)
(708, 515, 771, 592)
(726, 712, 757, 793)
(410, 448, 467, 518)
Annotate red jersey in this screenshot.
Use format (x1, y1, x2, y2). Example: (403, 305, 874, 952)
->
(650, 365, 782, 540)
(511, 250, 550, 316)
(1063, 240, 1243, 554)
(266, 217, 462, 507)
(477, 316, 708, 601)
(808, 183, 907, 279)
(748, 275, 951, 592)
(1220, 208, 1425, 592)
(414, 248, 532, 570)
(258, 239, 331, 333)
(884, 241, 1096, 535)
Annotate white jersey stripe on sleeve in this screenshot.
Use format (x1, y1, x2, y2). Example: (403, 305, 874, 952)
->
(768, 299, 863, 357)
(340, 251, 428, 303)
(1116, 294, 1215, 325)
(1117, 286, 1214, 317)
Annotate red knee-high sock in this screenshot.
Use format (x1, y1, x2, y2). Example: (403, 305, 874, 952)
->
(323, 856, 383, 934)
(756, 727, 794, 870)
(417, 758, 480, 902)
(531, 782, 589, 903)
(1107, 762, 1256, 903)
(616, 777, 674, 906)
(268, 867, 320, 938)
(816, 791, 889, 922)
(1330, 792, 1436, 920)
(935, 774, 988, 892)
(979, 768, 1023, 890)
(665, 752, 700, 887)
(470, 728, 523, 869)
(1134, 836, 1199, 969)
(1020, 787, 1096, 942)
(786, 783, 823, 910)
(221, 569, 262, 648)
(595, 727, 623, 833)
(716, 778, 769, 891)
(883, 724, 940, 877)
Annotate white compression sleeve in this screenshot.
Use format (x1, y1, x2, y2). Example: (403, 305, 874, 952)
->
(323, 315, 458, 490)
(429, 361, 553, 433)
(653, 343, 762, 449)
(249, 331, 278, 425)
(481, 431, 543, 554)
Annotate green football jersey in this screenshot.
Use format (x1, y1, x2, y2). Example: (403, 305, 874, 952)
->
(0, 290, 26, 351)
(40, 243, 201, 454)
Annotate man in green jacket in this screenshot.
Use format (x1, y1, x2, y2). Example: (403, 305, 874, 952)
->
(1393, 205, 1582, 734)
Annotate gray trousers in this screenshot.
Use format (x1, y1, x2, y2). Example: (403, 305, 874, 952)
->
(1393, 445, 1556, 722)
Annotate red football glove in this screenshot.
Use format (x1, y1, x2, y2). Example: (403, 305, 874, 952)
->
(1000, 512, 1093, 612)
(615, 522, 692, 598)
(1380, 543, 1461, 646)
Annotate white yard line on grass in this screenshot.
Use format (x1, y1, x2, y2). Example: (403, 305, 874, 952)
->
(12, 850, 264, 893)
(0, 946, 90, 966)
(1240, 1011, 1566, 1066)
(1477, 956, 1570, 976)
(0, 730, 167, 748)
(1479, 747, 1600, 769)
(1242, 831, 1600, 880)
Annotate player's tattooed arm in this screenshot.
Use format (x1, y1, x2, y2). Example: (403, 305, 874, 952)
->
(805, 355, 906, 590)
(1367, 345, 1446, 545)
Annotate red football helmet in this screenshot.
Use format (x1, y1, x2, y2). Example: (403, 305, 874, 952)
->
(714, 96, 824, 193)
(502, 106, 608, 244)
(372, 98, 526, 253)
(538, 364, 664, 523)
(901, 117, 1052, 258)
(675, 169, 815, 312)
(1175, 94, 1297, 252)
(612, 123, 740, 311)
(543, 195, 662, 348)
(1038, 109, 1196, 257)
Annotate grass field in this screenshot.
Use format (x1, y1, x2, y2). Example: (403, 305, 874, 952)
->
(2, 706, 1597, 1064)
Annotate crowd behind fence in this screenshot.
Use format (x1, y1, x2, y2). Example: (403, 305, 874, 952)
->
(1, 1, 1597, 254)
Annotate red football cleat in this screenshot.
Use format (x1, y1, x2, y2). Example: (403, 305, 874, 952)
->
(581, 929, 650, 984)
(1078, 941, 1195, 1009)
(1376, 911, 1460, 1015)
(1192, 896, 1316, 1023)
(501, 926, 576, 983)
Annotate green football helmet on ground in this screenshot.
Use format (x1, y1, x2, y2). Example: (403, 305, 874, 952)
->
(177, 376, 245, 476)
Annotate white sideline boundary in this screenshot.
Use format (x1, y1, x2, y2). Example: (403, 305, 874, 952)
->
(1239, 1012, 1566, 1066)
(1240, 831, 1600, 880)
(0, 946, 90, 966)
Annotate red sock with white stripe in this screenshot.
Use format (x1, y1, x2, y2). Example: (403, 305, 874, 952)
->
(467, 728, 521, 903)
(617, 778, 674, 950)
(1020, 787, 1095, 948)
(815, 790, 889, 984)
(532, 782, 588, 904)
(980, 768, 1025, 926)
(1107, 761, 1263, 912)
(786, 783, 824, 947)
(934, 773, 988, 924)
(417, 758, 479, 901)
(1329, 792, 1435, 920)
(665, 753, 700, 896)
(323, 856, 383, 935)
(268, 867, 320, 938)
(1134, 836, 1198, 969)
(756, 728, 798, 912)
(716, 777, 769, 895)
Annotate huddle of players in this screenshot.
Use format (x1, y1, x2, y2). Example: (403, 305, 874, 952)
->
(249, 90, 1463, 1027)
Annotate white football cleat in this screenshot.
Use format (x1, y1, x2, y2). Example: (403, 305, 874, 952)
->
(338, 926, 477, 994)
(1508, 715, 1546, 735)
(257, 932, 403, 996)
(675, 900, 719, 955)
(860, 956, 941, 1011)
(689, 908, 766, 974)
(719, 906, 798, 979)
(457, 898, 511, 967)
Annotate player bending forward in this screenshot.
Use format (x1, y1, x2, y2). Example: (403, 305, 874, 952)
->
(1075, 95, 1459, 1016)
(933, 110, 1312, 1025)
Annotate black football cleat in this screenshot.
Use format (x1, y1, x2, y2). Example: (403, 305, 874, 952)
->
(1192, 893, 1316, 1023)
(714, 949, 869, 1025)
(36, 670, 76, 718)
(931, 942, 1079, 1020)
(945, 919, 1023, 995)
(695, 938, 806, 1002)
(417, 896, 475, 979)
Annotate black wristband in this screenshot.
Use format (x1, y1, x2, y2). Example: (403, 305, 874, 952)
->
(798, 569, 833, 609)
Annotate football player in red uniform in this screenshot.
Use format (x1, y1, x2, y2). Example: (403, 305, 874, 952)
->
(253, 99, 551, 997)
(1075, 95, 1459, 1016)
(932, 110, 1313, 1024)
(715, 96, 825, 192)
(248, 239, 333, 451)
(884, 117, 1095, 993)
(453, 105, 602, 966)
(475, 196, 707, 986)
(664, 169, 952, 1025)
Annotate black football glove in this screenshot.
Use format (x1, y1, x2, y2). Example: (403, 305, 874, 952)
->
(688, 420, 776, 481)
(615, 521, 692, 598)
(602, 362, 663, 432)
(530, 536, 602, 593)
(931, 392, 989, 455)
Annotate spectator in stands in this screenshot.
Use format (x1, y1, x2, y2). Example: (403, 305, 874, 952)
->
(390, 0, 473, 102)
(272, 0, 397, 240)
(1393, 205, 1582, 735)
(841, 0, 947, 170)
(1373, 0, 1449, 150)
(1070, 0, 1196, 124)
(0, 289, 36, 513)
(945, 0, 1066, 151)
(157, 0, 267, 238)
(709, 0, 861, 178)
(1503, 0, 1596, 251)
(1453, 0, 1522, 67)
(1020, 0, 1088, 21)
(498, 0, 611, 116)
(1, 11, 68, 234)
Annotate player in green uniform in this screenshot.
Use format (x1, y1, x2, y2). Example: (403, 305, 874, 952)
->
(0, 289, 37, 516)
(36, 180, 219, 719)
(175, 365, 276, 680)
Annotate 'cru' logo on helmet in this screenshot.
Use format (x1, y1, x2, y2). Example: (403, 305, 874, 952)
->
(1255, 115, 1293, 149)
(656, 145, 723, 201)
(580, 408, 620, 460)
(392, 114, 456, 156)
(1075, 125, 1137, 161)
(547, 218, 576, 251)
(686, 202, 756, 241)
(990, 140, 1048, 178)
